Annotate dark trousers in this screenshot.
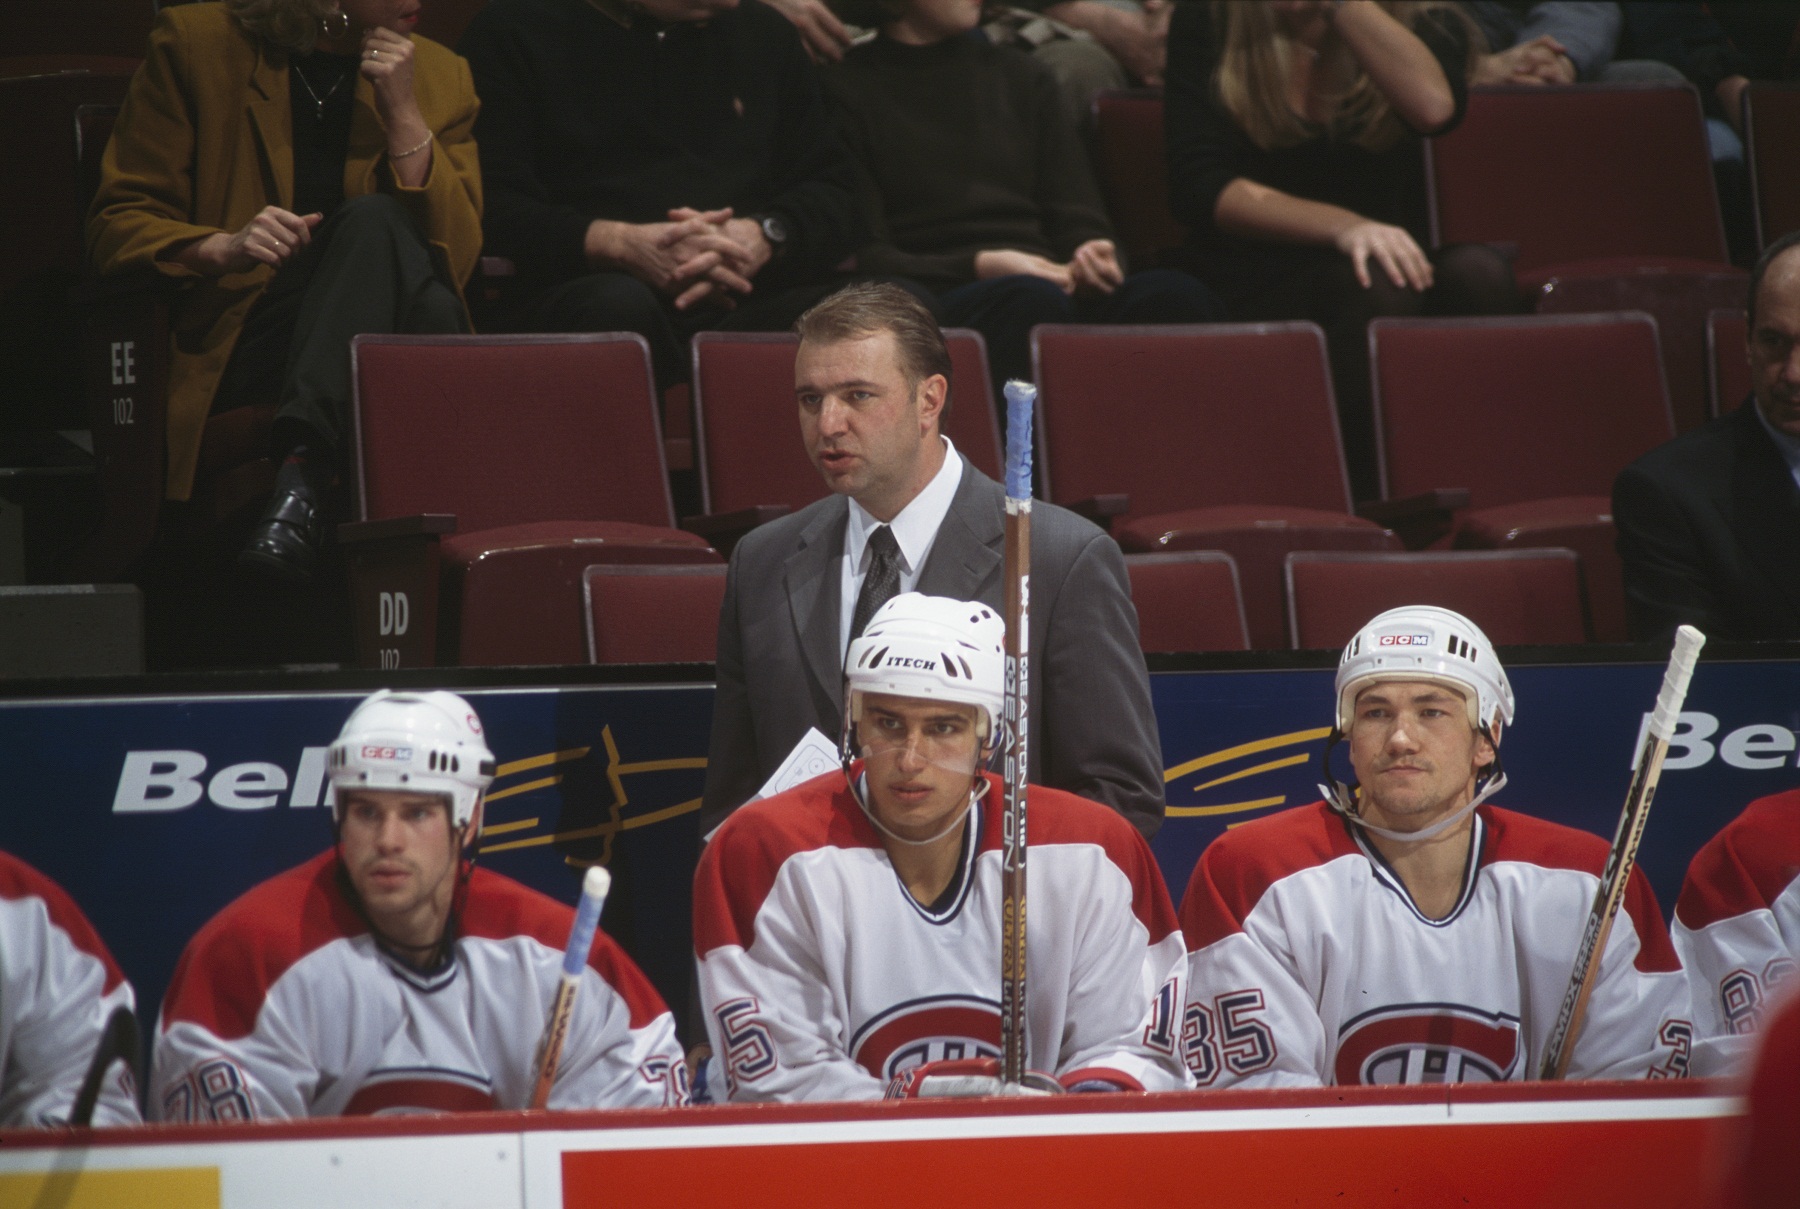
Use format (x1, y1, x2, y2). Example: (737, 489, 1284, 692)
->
(531, 272, 849, 393)
(936, 269, 1226, 405)
(1232, 243, 1518, 504)
(214, 193, 467, 459)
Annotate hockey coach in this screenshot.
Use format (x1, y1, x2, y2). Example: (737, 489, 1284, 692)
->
(694, 594, 1190, 1101)
(700, 281, 1164, 839)
(1180, 606, 1694, 1086)
(152, 690, 687, 1119)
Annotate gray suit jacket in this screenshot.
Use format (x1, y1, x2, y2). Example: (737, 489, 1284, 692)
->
(701, 455, 1165, 838)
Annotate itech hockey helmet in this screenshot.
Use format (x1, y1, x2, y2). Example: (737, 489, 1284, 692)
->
(326, 690, 497, 834)
(844, 593, 1006, 750)
(1334, 605, 1515, 741)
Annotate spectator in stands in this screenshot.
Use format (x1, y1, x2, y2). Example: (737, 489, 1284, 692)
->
(1, 850, 141, 1128)
(825, 0, 1223, 404)
(1613, 231, 1800, 643)
(459, 0, 864, 391)
(1166, 0, 1516, 503)
(1464, 2, 1682, 85)
(701, 283, 1165, 840)
(89, 0, 481, 584)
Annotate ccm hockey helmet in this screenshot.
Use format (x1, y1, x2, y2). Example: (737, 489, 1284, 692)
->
(845, 594, 1006, 750)
(326, 690, 497, 833)
(1334, 606, 1515, 741)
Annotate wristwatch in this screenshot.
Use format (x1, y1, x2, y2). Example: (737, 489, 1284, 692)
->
(757, 213, 790, 257)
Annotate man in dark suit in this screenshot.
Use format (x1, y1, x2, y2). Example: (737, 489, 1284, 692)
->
(1614, 230, 1800, 642)
(701, 283, 1164, 838)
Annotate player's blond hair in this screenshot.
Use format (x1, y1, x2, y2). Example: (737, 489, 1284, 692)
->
(1210, 0, 1481, 153)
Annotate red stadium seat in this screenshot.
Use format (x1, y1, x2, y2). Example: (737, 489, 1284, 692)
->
(1125, 552, 1250, 653)
(1428, 84, 1744, 433)
(1746, 83, 1800, 251)
(1708, 308, 1751, 419)
(688, 328, 1001, 548)
(1369, 313, 1675, 643)
(5, 0, 155, 65)
(345, 334, 718, 668)
(1091, 89, 1185, 273)
(583, 563, 727, 665)
(1285, 548, 1590, 650)
(1032, 323, 1399, 650)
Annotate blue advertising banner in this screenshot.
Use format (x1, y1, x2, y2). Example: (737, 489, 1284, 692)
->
(3, 655, 1797, 1034)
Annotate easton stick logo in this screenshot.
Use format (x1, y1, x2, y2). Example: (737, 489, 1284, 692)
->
(1335, 1004, 1520, 1085)
(849, 995, 1002, 1081)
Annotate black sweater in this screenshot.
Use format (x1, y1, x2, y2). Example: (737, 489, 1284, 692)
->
(824, 32, 1113, 292)
(1164, 2, 1469, 303)
(460, 0, 862, 287)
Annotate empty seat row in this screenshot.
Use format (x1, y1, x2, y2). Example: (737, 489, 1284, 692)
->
(581, 547, 1590, 664)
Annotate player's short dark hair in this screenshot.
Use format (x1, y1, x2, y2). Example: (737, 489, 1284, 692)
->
(794, 282, 954, 417)
(1748, 229, 1800, 330)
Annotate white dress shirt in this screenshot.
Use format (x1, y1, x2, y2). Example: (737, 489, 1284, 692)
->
(838, 437, 964, 659)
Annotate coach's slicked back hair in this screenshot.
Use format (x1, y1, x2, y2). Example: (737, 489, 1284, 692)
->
(226, 0, 339, 53)
(1748, 229, 1800, 330)
(794, 282, 954, 405)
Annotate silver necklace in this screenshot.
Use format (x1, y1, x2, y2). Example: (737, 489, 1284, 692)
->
(292, 60, 349, 122)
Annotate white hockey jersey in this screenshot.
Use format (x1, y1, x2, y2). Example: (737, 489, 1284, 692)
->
(153, 851, 686, 1121)
(1672, 789, 1800, 1076)
(695, 770, 1191, 1102)
(0, 850, 141, 1127)
(1181, 802, 1692, 1087)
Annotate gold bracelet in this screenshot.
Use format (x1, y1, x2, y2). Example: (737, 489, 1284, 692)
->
(390, 133, 432, 160)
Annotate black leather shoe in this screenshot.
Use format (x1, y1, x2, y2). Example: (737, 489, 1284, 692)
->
(239, 485, 326, 583)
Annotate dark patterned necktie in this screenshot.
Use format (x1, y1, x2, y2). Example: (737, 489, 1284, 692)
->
(850, 525, 902, 643)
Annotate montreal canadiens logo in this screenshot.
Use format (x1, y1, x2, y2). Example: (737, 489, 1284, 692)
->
(850, 995, 1002, 1081)
(1334, 1004, 1520, 1085)
(1377, 634, 1434, 648)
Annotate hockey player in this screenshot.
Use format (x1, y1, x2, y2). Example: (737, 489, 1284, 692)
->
(153, 690, 686, 1120)
(1671, 788, 1799, 1076)
(1181, 606, 1693, 1086)
(694, 594, 1189, 1101)
(1, 850, 141, 1127)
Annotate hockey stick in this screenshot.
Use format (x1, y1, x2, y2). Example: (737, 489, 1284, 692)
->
(999, 380, 1034, 1090)
(530, 865, 612, 1109)
(1539, 624, 1705, 1080)
(70, 1004, 140, 1127)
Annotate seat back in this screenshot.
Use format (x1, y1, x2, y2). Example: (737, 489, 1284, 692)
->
(8, 0, 156, 61)
(351, 333, 676, 531)
(1032, 323, 1355, 519)
(415, 0, 488, 49)
(1370, 313, 1674, 507)
(1092, 89, 1185, 272)
(1285, 549, 1589, 649)
(1747, 83, 1800, 250)
(1707, 308, 1751, 419)
(692, 329, 1000, 515)
(1427, 85, 1727, 276)
(583, 563, 727, 664)
(1125, 552, 1250, 653)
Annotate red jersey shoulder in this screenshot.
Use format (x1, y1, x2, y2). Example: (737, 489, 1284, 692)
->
(981, 778, 1180, 941)
(695, 770, 875, 956)
(461, 867, 670, 1029)
(1181, 800, 1359, 951)
(1483, 806, 1678, 973)
(161, 850, 363, 1039)
(0, 849, 127, 993)
(1675, 789, 1800, 933)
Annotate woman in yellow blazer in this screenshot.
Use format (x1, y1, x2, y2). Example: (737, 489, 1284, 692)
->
(89, 0, 482, 581)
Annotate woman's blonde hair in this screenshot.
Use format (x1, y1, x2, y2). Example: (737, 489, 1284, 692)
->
(1211, 1, 1481, 152)
(225, 0, 341, 54)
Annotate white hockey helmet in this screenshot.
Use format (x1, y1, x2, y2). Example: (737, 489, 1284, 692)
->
(1334, 606, 1515, 739)
(845, 593, 1006, 748)
(326, 690, 497, 833)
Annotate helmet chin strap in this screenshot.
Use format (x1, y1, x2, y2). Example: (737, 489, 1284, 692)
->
(1318, 730, 1508, 844)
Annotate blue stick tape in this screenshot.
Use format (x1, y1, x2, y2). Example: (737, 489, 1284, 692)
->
(1003, 380, 1036, 502)
(562, 889, 605, 977)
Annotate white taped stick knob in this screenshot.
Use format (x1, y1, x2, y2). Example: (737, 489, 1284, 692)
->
(1646, 625, 1706, 744)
